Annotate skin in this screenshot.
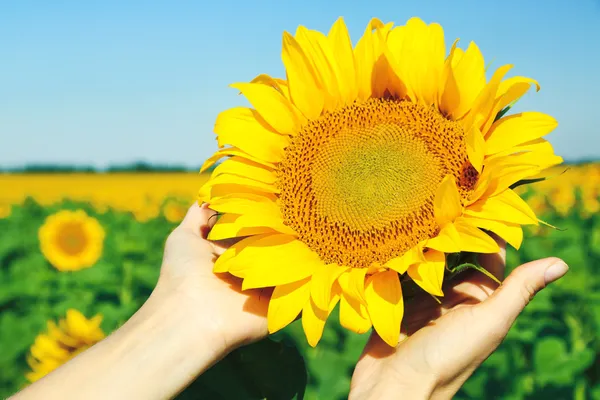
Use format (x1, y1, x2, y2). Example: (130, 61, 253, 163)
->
(11, 203, 568, 400)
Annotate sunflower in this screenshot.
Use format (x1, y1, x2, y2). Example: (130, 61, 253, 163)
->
(25, 309, 105, 382)
(39, 209, 105, 272)
(163, 199, 189, 223)
(198, 17, 562, 347)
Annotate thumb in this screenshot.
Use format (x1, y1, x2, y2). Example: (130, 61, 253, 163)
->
(481, 257, 568, 331)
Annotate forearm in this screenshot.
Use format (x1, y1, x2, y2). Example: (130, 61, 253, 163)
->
(12, 287, 226, 400)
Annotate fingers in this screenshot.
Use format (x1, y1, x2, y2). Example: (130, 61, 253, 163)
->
(179, 202, 217, 237)
(479, 257, 568, 334)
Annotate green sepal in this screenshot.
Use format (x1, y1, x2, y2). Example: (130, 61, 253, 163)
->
(445, 252, 501, 285)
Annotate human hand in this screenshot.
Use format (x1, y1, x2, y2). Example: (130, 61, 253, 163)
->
(155, 202, 270, 353)
(349, 239, 569, 400)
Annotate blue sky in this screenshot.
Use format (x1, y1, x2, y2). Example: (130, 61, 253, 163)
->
(1, 0, 599, 168)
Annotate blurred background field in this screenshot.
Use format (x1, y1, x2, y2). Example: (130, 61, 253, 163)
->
(0, 163, 599, 399)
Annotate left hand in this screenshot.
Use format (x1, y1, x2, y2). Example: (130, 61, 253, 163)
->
(156, 202, 271, 352)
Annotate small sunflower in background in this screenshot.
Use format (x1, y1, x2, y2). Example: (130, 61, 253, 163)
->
(162, 199, 189, 223)
(25, 309, 105, 383)
(39, 210, 105, 271)
(0, 203, 11, 219)
(199, 17, 562, 347)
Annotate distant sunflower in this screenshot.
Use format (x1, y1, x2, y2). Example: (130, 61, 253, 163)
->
(25, 309, 105, 382)
(199, 17, 562, 347)
(39, 210, 105, 271)
(163, 199, 189, 223)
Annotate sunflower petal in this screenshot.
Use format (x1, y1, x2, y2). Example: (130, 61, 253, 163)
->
(212, 157, 276, 184)
(302, 289, 340, 347)
(454, 219, 500, 253)
(465, 189, 538, 225)
(462, 64, 512, 132)
(485, 112, 558, 155)
(282, 31, 325, 120)
(434, 175, 462, 226)
(200, 173, 279, 200)
(466, 126, 485, 173)
(365, 270, 404, 347)
(441, 41, 486, 119)
(310, 264, 348, 311)
(200, 147, 275, 173)
(354, 18, 389, 100)
(461, 215, 523, 249)
(427, 223, 461, 253)
(339, 293, 371, 334)
(207, 213, 280, 241)
(224, 235, 321, 289)
(387, 18, 445, 106)
(385, 245, 425, 274)
(328, 17, 357, 104)
(407, 249, 445, 296)
(230, 83, 299, 135)
(338, 268, 368, 305)
(481, 79, 540, 135)
(268, 278, 311, 333)
(295, 27, 341, 110)
(213, 233, 275, 273)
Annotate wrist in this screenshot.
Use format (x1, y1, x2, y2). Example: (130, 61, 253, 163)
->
(141, 282, 233, 363)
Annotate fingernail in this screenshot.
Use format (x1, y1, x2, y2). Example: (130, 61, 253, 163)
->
(544, 260, 569, 284)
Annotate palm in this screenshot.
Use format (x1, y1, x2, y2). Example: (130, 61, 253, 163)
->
(159, 208, 270, 350)
(350, 243, 506, 398)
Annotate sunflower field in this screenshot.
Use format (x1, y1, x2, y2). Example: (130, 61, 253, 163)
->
(0, 164, 599, 399)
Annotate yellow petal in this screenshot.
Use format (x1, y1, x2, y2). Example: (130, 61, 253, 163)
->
(302, 290, 340, 347)
(480, 78, 540, 135)
(282, 31, 325, 120)
(30, 334, 69, 360)
(465, 189, 538, 225)
(214, 106, 290, 163)
(207, 209, 293, 241)
(310, 264, 348, 311)
(212, 156, 276, 184)
(466, 125, 485, 173)
(407, 249, 445, 296)
(47, 321, 78, 348)
(209, 193, 277, 214)
(480, 151, 563, 198)
(486, 137, 556, 161)
(434, 175, 462, 226)
(213, 233, 272, 273)
(327, 17, 358, 104)
(200, 173, 279, 201)
(485, 112, 558, 155)
(230, 83, 299, 135)
(497, 76, 540, 99)
(295, 26, 341, 111)
(462, 64, 512, 132)
(267, 278, 311, 333)
(454, 218, 501, 253)
(250, 74, 298, 107)
(440, 41, 486, 119)
(387, 18, 445, 106)
(365, 270, 404, 347)
(337, 267, 368, 305)
(200, 147, 275, 173)
(354, 18, 390, 100)
(222, 235, 320, 288)
(339, 293, 371, 334)
(385, 245, 425, 274)
(427, 223, 461, 253)
(461, 215, 523, 249)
